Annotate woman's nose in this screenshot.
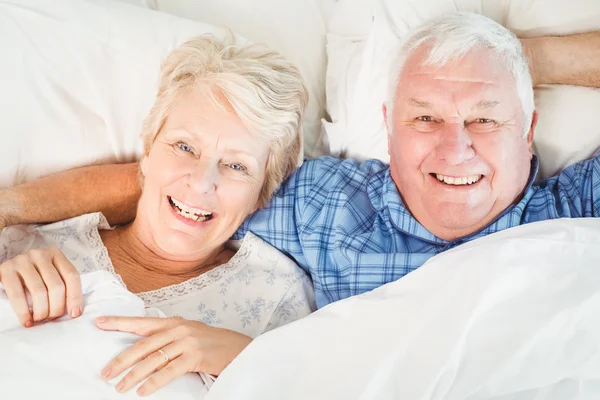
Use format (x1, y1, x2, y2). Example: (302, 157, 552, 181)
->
(187, 161, 218, 194)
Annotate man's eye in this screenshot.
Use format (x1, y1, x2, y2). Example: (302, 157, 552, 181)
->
(474, 118, 495, 124)
(417, 116, 434, 122)
(177, 142, 193, 153)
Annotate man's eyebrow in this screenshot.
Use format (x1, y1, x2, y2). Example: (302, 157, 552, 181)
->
(408, 98, 434, 108)
(474, 100, 500, 110)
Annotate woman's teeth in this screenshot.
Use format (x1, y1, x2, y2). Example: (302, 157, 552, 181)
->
(169, 197, 213, 222)
(435, 174, 482, 185)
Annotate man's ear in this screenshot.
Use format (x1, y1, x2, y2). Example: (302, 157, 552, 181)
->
(526, 109, 538, 148)
(383, 103, 392, 156)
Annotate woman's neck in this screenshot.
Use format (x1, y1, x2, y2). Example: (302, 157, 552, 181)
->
(100, 221, 233, 293)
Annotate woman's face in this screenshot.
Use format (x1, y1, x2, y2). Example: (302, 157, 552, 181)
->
(137, 89, 269, 261)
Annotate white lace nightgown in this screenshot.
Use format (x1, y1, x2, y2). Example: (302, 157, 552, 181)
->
(0, 212, 316, 337)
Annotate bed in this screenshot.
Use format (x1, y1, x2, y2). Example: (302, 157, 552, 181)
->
(1, 0, 600, 398)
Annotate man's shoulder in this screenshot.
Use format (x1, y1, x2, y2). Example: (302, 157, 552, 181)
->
(268, 156, 390, 211)
(534, 152, 600, 189)
(288, 156, 390, 216)
(523, 153, 600, 219)
(298, 156, 389, 184)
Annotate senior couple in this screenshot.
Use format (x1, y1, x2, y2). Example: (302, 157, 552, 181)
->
(1, 11, 600, 396)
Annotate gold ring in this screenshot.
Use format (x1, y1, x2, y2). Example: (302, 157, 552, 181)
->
(158, 349, 170, 364)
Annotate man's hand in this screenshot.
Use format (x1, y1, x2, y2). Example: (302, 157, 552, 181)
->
(0, 163, 141, 230)
(96, 316, 253, 397)
(0, 188, 18, 232)
(521, 31, 600, 88)
(520, 38, 540, 87)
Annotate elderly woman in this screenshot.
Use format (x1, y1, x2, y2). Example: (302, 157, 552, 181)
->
(0, 33, 314, 396)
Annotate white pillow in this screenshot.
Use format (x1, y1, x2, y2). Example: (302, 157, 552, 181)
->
(206, 218, 600, 400)
(323, 0, 377, 155)
(0, 271, 209, 399)
(325, 0, 600, 180)
(129, 0, 332, 158)
(0, 0, 318, 189)
(0, 0, 224, 188)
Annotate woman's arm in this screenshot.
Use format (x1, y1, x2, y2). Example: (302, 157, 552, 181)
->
(523, 31, 600, 87)
(0, 163, 141, 230)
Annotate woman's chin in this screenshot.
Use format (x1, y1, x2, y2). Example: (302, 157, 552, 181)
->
(155, 234, 210, 259)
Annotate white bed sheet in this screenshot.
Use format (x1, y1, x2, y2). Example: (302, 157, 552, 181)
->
(0, 270, 208, 400)
(207, 218, 600, 400)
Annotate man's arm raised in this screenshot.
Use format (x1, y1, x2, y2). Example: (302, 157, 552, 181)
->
(0, 163, 140, 230)
(523, 31, 600, 88)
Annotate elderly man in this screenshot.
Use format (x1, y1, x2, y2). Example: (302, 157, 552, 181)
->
(2, 13, 600, 309)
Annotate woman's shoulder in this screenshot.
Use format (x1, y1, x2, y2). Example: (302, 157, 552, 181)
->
(29, 212, 111, 233)
(230, 231, 308, 280)
(0, 212, 114, 275)
(139, 232, 315, 337)
(227, 232, 316, 329)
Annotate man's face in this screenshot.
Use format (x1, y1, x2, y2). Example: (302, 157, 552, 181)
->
(384, 46, 536, 241)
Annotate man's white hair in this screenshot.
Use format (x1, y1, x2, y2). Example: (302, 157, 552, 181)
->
(386, 12, 534, 137)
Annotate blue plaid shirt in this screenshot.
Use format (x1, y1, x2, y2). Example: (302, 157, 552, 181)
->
(235, 154, 600, 308)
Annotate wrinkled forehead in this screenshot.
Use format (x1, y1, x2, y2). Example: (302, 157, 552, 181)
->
(403, 45, 513, 83)
(161, 90, 271, 157)
(395, 46, 519, 105)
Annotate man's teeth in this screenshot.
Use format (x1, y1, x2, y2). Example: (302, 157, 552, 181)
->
(170, 197, 212, 221)
(435, 174, 482, 185)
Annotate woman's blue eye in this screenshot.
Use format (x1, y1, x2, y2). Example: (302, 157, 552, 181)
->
(177, 143, 192, 153)
(228, 163, 246, 172)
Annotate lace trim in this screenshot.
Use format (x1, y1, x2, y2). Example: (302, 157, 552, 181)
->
(135, 236, 253, 306)
(85, 213, 127, 289)
(83, 213, 257, 308)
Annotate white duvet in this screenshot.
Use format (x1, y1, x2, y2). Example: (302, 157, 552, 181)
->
(207, 218, 600, 400)
(0, 271, 208, 400)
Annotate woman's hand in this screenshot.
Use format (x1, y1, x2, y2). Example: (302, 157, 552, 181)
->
(0, 247, 83, 327)
(96, 316, 253, 397)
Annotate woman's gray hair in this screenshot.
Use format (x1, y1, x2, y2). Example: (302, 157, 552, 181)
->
(142, 32, 308, 207)
(387, 12, 534, 137)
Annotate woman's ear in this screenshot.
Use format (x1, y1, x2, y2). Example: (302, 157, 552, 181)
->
(140, 155, 149, 177)
(251, 200, 260, 215)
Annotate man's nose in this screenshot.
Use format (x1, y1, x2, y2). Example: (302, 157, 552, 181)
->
(435, 123, 475, 166)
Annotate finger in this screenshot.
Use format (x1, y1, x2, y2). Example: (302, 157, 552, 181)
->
(51, 250, 83, 318)
(1, 267, 33, 327)
(18, 262, 50, 322)
(33, 257, 66, 320)
(102, 328, 176, 381)
(136, 354, 189, 397)
(96, 316, 178, 336)
(114, 345, 181, 394)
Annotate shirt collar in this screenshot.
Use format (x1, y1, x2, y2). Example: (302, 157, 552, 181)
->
(375, 155, 540, 244)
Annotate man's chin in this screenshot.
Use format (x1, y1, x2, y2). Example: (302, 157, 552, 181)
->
(425, 208, 492, 239)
